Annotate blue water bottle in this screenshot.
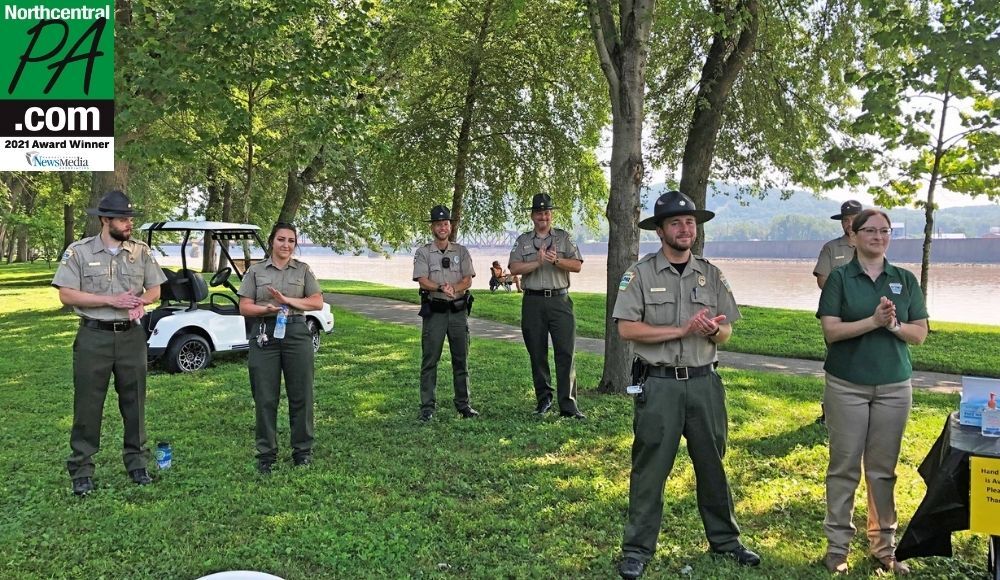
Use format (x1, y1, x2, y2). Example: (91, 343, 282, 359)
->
(155, 441, 172, 470)
(274, 305, 288, 339)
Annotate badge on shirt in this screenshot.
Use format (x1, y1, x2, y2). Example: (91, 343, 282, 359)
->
(61, 248, 75, 264)
(698, 275, 706, 287)
(889, 282, 902, 295)
(619, 270, 634, 291)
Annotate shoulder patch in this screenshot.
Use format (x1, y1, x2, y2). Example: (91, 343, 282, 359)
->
(619, 270, 635, 291)
(60, 248, 74, 264)
(720, 273, 732, 292)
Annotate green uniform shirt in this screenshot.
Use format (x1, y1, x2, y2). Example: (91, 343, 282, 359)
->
(508, 228, 582, 290)
(816, 257, 929, 385)
(813, 235, 855, 279)
(51, 235, 167, 320)
(238, 257, 321, 315)
(613, 251, 741, 367)
(412, 242, 475, 300)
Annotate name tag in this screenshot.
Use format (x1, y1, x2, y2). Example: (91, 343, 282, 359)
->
(834, 255, 845, 260)
(88, 261, 102, 266)
(650, 287, 666, 292)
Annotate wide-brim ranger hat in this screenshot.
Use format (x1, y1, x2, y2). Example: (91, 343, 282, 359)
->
(525, 193, 558, 211)
(426, 204, 454, 222)
(85, 190, 137, 217)
(831, 200, 863, 220)
(638, 190, 715, 230)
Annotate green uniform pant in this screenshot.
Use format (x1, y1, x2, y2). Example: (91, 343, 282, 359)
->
(520, 294, 577, 412)
(248, 319, 315, 463)
(67, 323, 149, 478)
(419, 308, 471, 411)
(622, 372, 741, 562)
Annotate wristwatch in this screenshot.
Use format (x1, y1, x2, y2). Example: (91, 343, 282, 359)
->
(888, 322, 902, 333)
(436, 284, 443, 292)
(708, 327, 720, 337)
(554, 258, 560, 266)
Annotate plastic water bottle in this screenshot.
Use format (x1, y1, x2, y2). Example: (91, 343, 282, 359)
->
(155, 441, 172, 469)
(274, 305, 288, 339)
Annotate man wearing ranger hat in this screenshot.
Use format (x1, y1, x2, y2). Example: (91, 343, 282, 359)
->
(613, 190, 760, 578)
(508, 193, 585, 419)
(812, 199, 862, 424)
(814, 200, 863, 289)
(412, 205, 479, 421)
(51, 190, 167, 496)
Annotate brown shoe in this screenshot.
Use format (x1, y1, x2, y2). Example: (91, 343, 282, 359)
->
(823, 553, 848, 575)
(875, 554, 910, 575)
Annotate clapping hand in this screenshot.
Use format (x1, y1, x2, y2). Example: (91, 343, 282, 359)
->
(874, 296, 897, 328)
(685, 307, 727, 337)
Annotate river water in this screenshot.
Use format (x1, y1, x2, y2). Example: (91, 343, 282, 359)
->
(160, 247, 999, 325)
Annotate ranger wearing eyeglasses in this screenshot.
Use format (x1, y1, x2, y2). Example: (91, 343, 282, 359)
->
(508, 193, 585, 419)
(412, 205, 479, 422)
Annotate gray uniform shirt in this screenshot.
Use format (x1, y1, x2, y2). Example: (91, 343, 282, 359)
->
(508, 228, 582, 291)
(613, 251, 741, 367)
(813, 235, 855, 279)
(52, 235, 167, 320)
(238, 257, 322, 315)
(413, 242, 475, 300)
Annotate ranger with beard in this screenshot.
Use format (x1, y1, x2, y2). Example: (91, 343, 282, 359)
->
(52, 190, 167, 496)
(613, 190, 760, 578)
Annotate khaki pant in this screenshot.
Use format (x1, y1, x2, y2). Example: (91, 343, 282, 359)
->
(823, 373, 911, 558)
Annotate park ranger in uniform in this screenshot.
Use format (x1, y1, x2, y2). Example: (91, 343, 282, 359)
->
(508, 193, 584, 419)
(413, 205, 479, 422)
(613, 190, 760, 579)
(52, 190, 167, 496)
(812, 199, 862, 424)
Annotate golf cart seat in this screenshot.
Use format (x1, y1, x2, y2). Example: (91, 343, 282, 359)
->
(161, 268, 209, 309)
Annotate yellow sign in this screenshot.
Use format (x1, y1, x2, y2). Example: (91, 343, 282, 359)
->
(970, 456, 1000, 535)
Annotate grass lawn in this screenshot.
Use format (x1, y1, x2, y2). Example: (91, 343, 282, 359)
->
(324, 280, 1000, 378)
(0, 262, 990, 578)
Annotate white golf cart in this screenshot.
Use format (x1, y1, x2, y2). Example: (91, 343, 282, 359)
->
(138, 221, 334, 373)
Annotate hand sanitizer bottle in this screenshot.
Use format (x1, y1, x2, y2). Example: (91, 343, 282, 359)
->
(982, 393, 1000, 437)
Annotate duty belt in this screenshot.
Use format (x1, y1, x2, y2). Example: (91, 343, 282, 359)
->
(525, 288, 568, 297)
(647, 363, 716, 381)
(81, 319, 138, 332)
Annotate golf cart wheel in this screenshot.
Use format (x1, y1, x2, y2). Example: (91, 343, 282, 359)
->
(307, 318, 321, 353)
(165, 333, 212, 373)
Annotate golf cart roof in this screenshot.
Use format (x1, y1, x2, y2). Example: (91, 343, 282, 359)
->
(139, 221, 261, 233)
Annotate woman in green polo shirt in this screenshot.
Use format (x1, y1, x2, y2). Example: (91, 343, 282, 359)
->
(816, 209, 928, 576)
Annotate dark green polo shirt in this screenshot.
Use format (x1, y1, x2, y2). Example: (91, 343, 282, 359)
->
(816, 257, 928, 385)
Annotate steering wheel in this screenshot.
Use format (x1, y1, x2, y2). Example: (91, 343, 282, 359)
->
(210, 267, 232, 287)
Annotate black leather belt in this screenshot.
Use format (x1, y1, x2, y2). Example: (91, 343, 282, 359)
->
(647, 363, 716, 381)
(81, 319, 138, 332)
(525, 288, 568, 297)
(285, 315, 306, 323)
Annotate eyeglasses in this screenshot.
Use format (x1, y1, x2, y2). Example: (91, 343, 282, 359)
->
(858, 227, 892, 236)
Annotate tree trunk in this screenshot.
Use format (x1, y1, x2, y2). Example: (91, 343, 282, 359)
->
(60, 173, 75, 253)
(449, 0, 492, 241)
(88, 160, 130, 237)
(202, 164, 222, 273)
(680, 0, 759, 256)
(587, 0, 656, 393)
(279, 146, 325, 224)
(920, 73, 953, 299)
